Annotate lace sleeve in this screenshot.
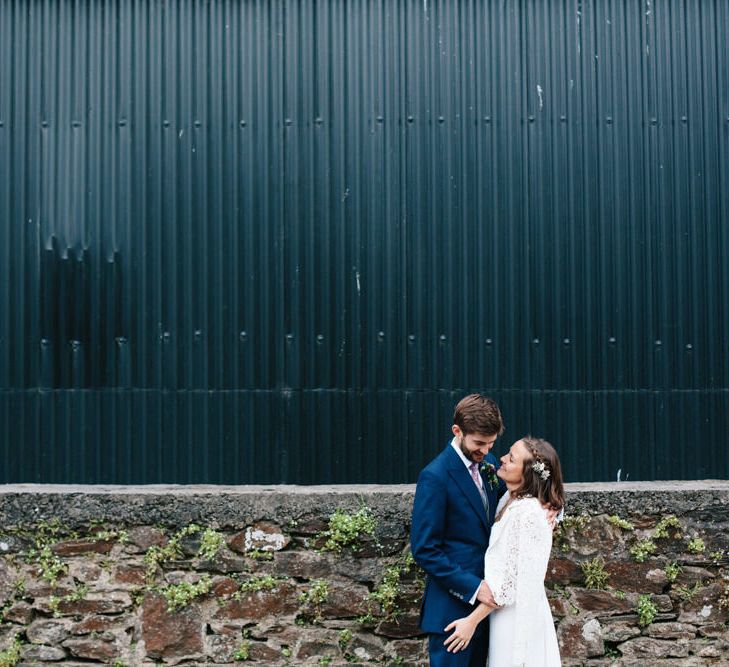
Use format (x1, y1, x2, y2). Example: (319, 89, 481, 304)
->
(486, 512, 519, 607)
(512, 504, 552, 666)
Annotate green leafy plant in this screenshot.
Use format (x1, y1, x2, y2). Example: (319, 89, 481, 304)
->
(709, 549, 725, 565)
(687, 538, 706, 554)
(237, 575, 278, 595)
(0, 636, 22, 667)
(356, 613, 378, 626)
(233, 640, 251, 661)
(603, 643, 621, 659)
(581, 556, 610, 590)
(319, 507, 377, 553)
(664, 561, 682, 583)
(49, 581, 89, 616)
(93, 528, 129, 544)
(299, 579, 329, 623)
(554, 514, 588, 552)
(630, 539, 657, 563)
(143, 524, 203, 580)
(244, 548, 273, 561)
(318, 658, 332, 666)
(636, 594, 658, 627)
(652, 515, 682, 540)
(33, 545, 68, 586)
(607, 515, 634, 531)
(158, 575, 212, 612)
(198, 528, 226, 561)
(11, 578, 25, 597)
(674, 581, 704, 602)
(338, 629, 352, 651)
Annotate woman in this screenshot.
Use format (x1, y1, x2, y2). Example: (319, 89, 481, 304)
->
(443, 436, 564, 666)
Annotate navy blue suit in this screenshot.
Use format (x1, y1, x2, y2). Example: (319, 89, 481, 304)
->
(411, 443, 504, 665)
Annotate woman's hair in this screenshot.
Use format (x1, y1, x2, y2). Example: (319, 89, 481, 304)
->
(513, 435, 565, 510)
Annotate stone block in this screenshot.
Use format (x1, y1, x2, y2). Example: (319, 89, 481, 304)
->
(645, 621, 697, 639)
(383, 637, 428, 664)
(272, 550, 333, 580)
(114, 563, 147, 585)
(66, 560, 104, 583)
(212, 576, 239, 597)
(206, 633, 239, 663)
(374, 611, 423, 639)
(571, 589, 634, 616)
(3, 601, 33, 625)
(26, 618, 70, 645)
(214, 581, 299, 620)
(51, 539, 114, 556)
(579, 617, 605, 656)
(556, 619, 588, 659)
(295, 629, 340, 660)
(0, 534, 33, 555)
(688, 638, 725, 658)
(62, 637, 122, 662)
(126, 526, 168, 551)
(71, 613, 135, 635)
(141, 593, 204, 660)
(603, 560, 665, 594)
(317, 581, 371, 619)
(697, 622, 729, 639)
(195, 551, 250, 574)
(600, 619, 642, 642)
(619, 637, 690, 658)
(545, 557, 583, 586)
(229, 522, 290, 554)
(21, 644, 67, 661)
(57, 592, 132, 616)
(248, 641, 286, 662)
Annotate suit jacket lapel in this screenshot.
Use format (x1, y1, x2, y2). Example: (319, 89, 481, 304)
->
(445, 447, 490, 531)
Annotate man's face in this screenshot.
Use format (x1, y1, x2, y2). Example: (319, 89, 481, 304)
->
(452, 425, 498, 464)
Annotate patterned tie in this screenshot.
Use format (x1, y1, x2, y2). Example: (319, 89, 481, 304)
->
(469, 461, 490, 514)
(469, 462, 482, 490)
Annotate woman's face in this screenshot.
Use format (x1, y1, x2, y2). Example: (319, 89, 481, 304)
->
(497, 439, 530, 486)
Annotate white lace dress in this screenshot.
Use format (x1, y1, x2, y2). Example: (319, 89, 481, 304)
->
(484, 494, 560, 667)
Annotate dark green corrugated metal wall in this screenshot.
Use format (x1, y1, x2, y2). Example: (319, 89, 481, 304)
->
(1, 0, 728, 483)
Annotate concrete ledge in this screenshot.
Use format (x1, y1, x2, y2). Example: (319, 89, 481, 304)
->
(1, 481, 727, 530)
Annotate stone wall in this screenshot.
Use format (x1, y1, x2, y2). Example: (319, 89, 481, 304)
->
(0, 482, 727, 666)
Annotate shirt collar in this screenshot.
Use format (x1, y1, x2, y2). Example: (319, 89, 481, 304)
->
(450, 437, 475, 470)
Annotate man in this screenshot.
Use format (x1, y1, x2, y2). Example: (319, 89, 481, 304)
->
(411, 394, 506, 666)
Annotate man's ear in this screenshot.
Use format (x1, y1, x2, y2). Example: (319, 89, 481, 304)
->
(452, 424, 462, 439)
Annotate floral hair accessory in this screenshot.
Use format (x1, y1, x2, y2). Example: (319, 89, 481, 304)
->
(532, 460, 550, 481)
(479, 461, 500, 489)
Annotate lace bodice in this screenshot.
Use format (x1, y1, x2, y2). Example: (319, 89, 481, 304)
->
(484, 495, 553, 666)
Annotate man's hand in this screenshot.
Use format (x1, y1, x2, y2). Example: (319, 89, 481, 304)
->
(476, 580, 498, 608)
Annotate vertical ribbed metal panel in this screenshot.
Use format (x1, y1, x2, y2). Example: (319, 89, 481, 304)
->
(1, 0, 727, 483)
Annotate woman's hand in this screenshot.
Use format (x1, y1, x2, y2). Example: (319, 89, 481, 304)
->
(443, 617, 477, 653)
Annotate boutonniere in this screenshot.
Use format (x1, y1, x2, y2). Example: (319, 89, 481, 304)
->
(480, 461, 499, 489)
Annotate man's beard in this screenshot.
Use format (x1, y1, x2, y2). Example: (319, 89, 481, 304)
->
(459, 438, 477, 462)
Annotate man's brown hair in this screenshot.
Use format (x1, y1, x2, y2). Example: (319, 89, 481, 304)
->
(513, 435, 565, 510)
(453, 394, 505, 436)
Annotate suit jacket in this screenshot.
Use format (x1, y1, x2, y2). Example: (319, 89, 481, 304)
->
(411, 443, 504, 634)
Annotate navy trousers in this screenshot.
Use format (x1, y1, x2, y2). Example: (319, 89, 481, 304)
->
(428, 626, 488, 667)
